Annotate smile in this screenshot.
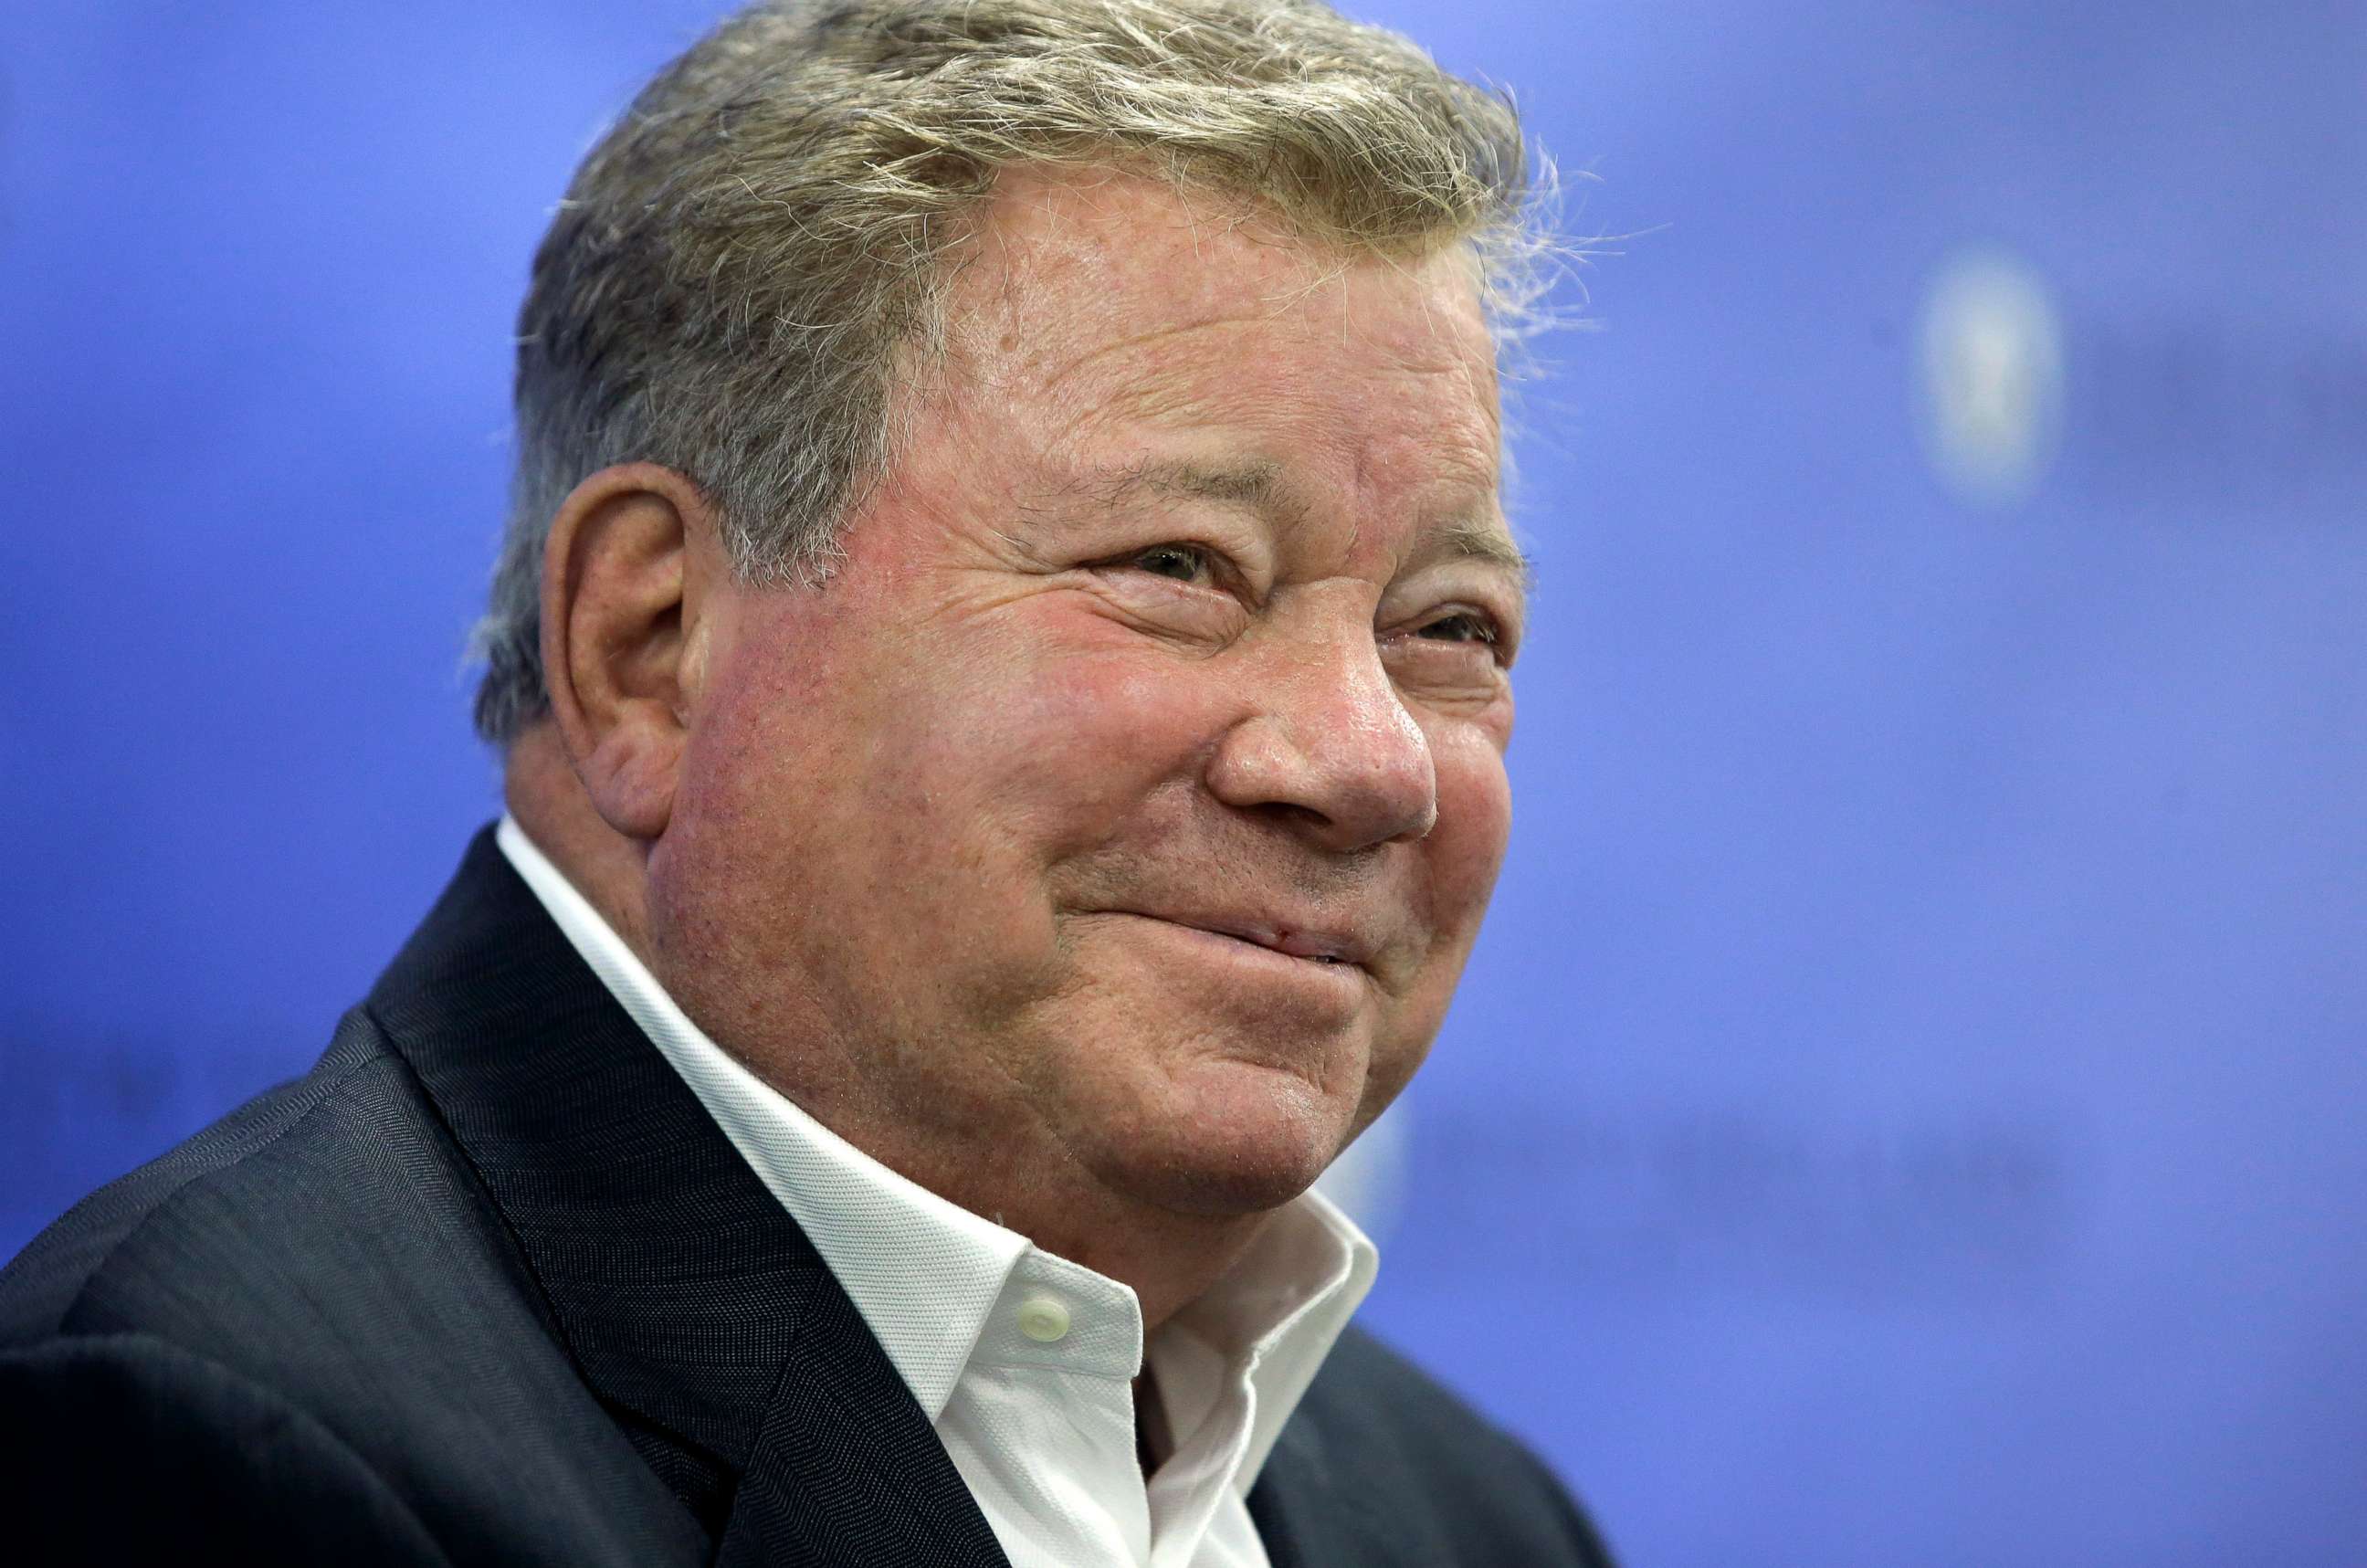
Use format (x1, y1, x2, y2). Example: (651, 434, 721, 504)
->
(1101, 910, 1375, 972)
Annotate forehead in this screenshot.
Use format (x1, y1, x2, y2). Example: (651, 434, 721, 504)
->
(935, 166, 1507, 507)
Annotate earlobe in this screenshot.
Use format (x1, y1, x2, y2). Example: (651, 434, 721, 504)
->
(581, 721, 682, 842)
(539, 463, 712, 845)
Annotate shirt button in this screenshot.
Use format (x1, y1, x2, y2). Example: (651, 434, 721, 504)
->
(1015, 1295, 1071, 1343)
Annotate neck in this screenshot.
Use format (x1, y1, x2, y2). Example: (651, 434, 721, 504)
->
(847, 1125, 1277, 1330)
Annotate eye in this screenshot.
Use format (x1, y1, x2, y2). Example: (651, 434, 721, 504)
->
(1120, 542, 1215, 584)
(1415, 611, 1500, 647)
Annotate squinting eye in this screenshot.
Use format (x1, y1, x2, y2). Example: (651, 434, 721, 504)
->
(1416, 612, 1499, 646)
(1130, 543, 1213, 584)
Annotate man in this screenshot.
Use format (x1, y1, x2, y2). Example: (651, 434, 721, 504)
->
(1, 2, 1612, 1563)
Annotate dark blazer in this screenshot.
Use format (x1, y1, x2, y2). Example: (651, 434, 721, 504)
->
(0, 828, 1614, 1567)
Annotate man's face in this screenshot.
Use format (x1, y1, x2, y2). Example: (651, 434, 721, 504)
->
(650, 169, 1520, 1223)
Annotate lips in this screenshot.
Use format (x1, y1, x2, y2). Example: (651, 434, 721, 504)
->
(1115, 911, 1375, 968)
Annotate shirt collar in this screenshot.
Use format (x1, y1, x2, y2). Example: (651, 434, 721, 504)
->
(496, 815, 1376, 1476)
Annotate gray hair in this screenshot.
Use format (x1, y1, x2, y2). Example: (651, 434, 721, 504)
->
(469, 0, 1554, 745)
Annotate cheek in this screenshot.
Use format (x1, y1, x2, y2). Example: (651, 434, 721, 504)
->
(1423, 722, 1513, 942)
(902, 616, 1229, 852)
(1356, 728, 1508, 1121)
(686, 600, 1229, 945)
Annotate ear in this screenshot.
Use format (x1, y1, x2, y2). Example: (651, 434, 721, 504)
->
(539, 463, 719, 843)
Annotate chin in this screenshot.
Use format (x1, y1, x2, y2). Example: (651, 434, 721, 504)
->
(1078, 1057, 1359, 1218)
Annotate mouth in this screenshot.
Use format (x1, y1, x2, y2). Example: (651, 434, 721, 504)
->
(1106, 910, 1374, 970)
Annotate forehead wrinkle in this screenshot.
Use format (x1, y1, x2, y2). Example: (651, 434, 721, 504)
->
(1047, 454, 1310, 534)
(1015, 267, 1488, 416)
(1026, 312, 1284, 406)
(1051, 339, 1499, 477)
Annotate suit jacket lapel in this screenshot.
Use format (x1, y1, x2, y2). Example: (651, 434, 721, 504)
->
(1245, 1417, 1323, 1568)
(1249, 1412, 1404, 1568)
(718, 1279, 1008, 1568)
(368, 827, 1006, 1567)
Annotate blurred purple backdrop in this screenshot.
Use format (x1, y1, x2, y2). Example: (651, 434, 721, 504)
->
(4, 3, 2363, 1563)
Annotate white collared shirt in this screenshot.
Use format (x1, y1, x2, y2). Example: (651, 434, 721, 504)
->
(497, 817, 1377, 1568)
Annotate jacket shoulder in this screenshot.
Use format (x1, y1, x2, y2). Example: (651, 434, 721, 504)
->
(0, 1008, 419, 1344)
(0, 1000, 698, 1566)
(1278, 1323, 1619, 1566)
(0, 1332, 455, 1566)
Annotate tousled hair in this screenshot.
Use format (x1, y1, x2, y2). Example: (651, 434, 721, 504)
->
(469, 0, 1556, 745)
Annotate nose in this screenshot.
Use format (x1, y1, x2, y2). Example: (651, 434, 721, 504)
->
(1204, 626, 1438, 853)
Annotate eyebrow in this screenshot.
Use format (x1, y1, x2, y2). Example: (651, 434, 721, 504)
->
(1086, 456, 1533, 589)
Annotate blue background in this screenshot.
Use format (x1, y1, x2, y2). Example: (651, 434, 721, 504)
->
(4, 4, 2362, 1563)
